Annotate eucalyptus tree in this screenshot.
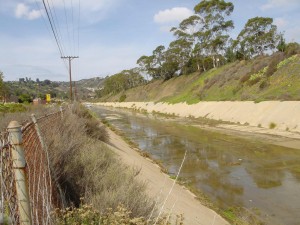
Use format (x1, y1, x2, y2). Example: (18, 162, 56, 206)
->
(171, 15, 204, 71)
(136, 55, 157, 79)
(166, 39, 193, 75)
(236, 17, 280, 58)
(194, 0, 234, 68)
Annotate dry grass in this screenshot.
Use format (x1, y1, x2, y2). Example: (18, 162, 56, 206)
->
(42, 103, 155, 219)
(0, 104, 59, 131)
(54, 202, 184, 225)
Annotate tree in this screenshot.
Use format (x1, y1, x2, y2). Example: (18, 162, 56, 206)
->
(18, 93, 32, 103)
(194, 0, 234, 68)
(277, 33, 286, 52)
(171, 15, 203, 71)
(0, 71, 3, 87)
(284, 42, 300, 56)
(97, 69, 145, 97)
(137, 55, 157, 79)
(0, 71, 9, 102)
(236, 17, 280, 58)
(166, 39, 192, 75)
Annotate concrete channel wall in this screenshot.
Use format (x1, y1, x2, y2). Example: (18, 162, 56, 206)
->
(95, 101, 300, 133)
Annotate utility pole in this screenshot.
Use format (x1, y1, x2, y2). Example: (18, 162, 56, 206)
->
(61, 56, 79, 101)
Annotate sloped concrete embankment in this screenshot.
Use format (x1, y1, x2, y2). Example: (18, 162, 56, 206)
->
(95, 101, 300, 133)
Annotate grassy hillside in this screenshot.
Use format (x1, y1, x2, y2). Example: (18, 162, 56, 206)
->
(101, 53, 300, 103)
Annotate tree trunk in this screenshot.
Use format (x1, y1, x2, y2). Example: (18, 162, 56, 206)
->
(212, 56, 216, 68)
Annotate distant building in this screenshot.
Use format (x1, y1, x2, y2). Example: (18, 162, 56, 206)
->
(33, 98, 46, 105)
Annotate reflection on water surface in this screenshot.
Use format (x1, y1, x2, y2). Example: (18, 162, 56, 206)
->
(92, 106, 300, 225)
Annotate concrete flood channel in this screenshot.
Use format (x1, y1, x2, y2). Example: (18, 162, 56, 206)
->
(91, 106, 300, 225)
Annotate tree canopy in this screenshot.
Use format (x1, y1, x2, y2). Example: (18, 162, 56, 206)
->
(236, 17, 280, 58)
(99, 0, 297, 97)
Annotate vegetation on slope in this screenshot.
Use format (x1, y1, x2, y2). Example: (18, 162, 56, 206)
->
(1, 104, 181, 224)
(95, 0, 300, 103)
(99, 52, 300, 103)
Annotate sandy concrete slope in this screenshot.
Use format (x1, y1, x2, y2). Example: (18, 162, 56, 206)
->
(94, 101, 300, 140)
(105, 128, 229, 225)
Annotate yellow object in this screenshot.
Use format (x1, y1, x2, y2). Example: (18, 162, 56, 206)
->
(46, 94, 51, 102)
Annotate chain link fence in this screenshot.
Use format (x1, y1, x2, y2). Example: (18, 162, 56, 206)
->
(0, 109, 64, 225)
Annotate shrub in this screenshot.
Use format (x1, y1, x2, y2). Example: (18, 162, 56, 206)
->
(54, 202, 183, 225)
(269, 122, 277, 129)
(119, 94, 127, 102)
(0, 103, 27, 113)
(72, 103, 108, 142)
(248, 77, 261, 86)
(265, 53, 284, 77)
(285, 42, 300, 57)
(248, 67, 268, 86)
(232, 85, 243, 95)
(240, 73, 251, 83)
(259, 79, 269, 90)
(277, 55, 298, 69)
(42, 105, 155, 218)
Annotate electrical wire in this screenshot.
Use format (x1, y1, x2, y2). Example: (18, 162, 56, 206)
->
(41, 0, 64, 57)
(39, 0, 80, 77)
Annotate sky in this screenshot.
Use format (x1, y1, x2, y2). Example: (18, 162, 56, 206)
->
(1, 0, 300, 81)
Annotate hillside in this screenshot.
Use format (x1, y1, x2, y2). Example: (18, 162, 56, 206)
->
(100, 53, 300, 103)
(4, 77, 104, 102)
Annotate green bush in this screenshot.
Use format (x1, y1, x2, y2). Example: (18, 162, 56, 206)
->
(0, 103, 27, 113)
(259, 79, 269, 90)
(239, 73, 251, 83)
(119, 94, 127, 102)
(269, 122, 277, 129)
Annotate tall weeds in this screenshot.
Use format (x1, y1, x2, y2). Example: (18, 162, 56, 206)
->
(43, 103, 155, 218)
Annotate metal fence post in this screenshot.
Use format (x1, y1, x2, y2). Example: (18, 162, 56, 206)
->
(7, 121, 32, 225)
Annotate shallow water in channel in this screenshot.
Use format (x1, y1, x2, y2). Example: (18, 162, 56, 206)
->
(91, 106, 300, 225)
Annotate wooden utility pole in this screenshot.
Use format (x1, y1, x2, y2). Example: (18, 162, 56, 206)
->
(61, 56, 79, 101)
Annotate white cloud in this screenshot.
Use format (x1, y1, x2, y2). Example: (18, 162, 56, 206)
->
(15, 3, 29, 18)
(4, 0, 123, 23)
(274, 17, 288, 29)
(260, 0, 299, 11)
(154, 7, 193, 24)
(15, 3, 43, 20)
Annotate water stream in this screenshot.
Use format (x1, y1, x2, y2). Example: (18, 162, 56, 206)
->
(91, 106, 300, 225)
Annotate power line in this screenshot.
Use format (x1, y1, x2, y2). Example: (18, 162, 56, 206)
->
(46, 0, 66, 56)
(41, 0, 64, 57)
(40, 0, 81, 83)
(34, 0, 68, 71)
(71, 0, 76, 56)
(62, 0, 71, 55)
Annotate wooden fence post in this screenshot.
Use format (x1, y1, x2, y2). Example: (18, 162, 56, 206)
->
(60, 106, 64, 119)
(7, 121, 32, 225)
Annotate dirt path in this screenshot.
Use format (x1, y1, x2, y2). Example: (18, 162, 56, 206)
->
(105, 128, 229, 225)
